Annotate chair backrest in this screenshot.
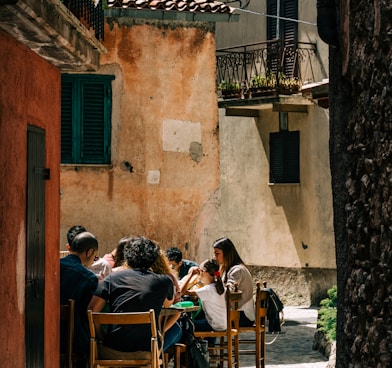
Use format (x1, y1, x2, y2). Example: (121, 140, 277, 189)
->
(60, 299, 75, 368)
(226, 284, 242, 332)
(87, 309, 159, 368)
(255, 282, 269, 332)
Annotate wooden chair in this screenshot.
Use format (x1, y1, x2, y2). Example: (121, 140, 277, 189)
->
(87, 309, 160, 368)
(194, 285, 242, 368)
(238, 281, 269, 368)
(60, 299, 75, 368)
(164, 343, 188, 368)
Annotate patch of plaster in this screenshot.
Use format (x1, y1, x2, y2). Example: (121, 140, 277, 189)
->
(17, 221, 25, 314)
(147, 169, 161, 184)
(162, 118, 201, 153)
(189, 141, 202, 162)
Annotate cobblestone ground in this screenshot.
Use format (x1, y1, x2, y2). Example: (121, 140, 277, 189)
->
(168, 306, 328, 368)
(241, 306, 328, 368)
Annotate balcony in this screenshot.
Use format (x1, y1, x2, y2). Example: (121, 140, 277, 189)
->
(216, 39, 318, 110)
(0, 0, 106, 71)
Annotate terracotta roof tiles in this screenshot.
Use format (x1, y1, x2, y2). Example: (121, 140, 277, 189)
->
(108, 0, 235, 14)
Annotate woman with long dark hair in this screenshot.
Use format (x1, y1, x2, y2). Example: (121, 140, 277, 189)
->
(212, 237, 255, 326)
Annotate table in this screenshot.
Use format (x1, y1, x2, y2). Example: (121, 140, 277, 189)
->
(159, 305, 200, 334)
(160, 305, 200, 317)
(159, 305, 200, 340)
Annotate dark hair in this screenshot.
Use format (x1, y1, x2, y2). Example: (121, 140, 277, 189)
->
(213, 237, 245, 282)
(124, 237, 159, 270)
(114, 236, 135, 267)
(165, 247, 183, 263)
(67, 225, 87, 245)
(200, 259, 225, 295)
(71, 231, 98, 253)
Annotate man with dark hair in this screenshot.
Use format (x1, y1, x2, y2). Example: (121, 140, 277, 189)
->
(60, 230, 99, 365)
(88, 236, 180, 352)
(165, 246, 198, 280)
(66, 224, 87, 245)
(65, 224, 111, 281)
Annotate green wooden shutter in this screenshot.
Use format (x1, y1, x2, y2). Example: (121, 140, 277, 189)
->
(61, 80, 74, 163)
(267, 0, 298, 76)
(61, 74, 113, 164)
(267, 0, 277, 40)
(286, 130, 300, 182)
(281, 0, 298, 77)
(270, 131, 299, 183)
(82, 81, 109, 163)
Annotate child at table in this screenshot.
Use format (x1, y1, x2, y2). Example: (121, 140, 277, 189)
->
(181, 259, 226, 331)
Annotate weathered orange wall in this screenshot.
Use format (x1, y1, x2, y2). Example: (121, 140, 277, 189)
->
(0, 30, 61, 367)
(60, 19, 220, 261)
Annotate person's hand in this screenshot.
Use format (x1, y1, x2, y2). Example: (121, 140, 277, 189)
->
(188, 266, 200, 276)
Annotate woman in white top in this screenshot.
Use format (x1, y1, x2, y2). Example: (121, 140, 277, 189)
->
(212, 237, 255, 326)
(181, 259, 226, 331)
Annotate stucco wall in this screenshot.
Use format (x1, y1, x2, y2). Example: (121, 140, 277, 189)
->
(0, 30, 60, 367)
(60, 18, 220, 260)
(203, 104, 335, 268)
(196, 103, 336, 304)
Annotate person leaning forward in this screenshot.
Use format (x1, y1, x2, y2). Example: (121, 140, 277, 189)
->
(166, 246, 198, 280)
(88, 236, 175, 352)
(60, 230, 99, 361)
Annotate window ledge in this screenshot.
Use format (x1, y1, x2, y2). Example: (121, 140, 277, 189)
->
(61, 164, 113, 170)
(268, 182, 300, 186)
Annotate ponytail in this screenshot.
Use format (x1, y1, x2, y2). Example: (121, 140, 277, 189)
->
(214, 271, 225, 295)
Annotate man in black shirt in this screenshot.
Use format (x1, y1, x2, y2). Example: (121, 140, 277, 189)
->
(88, 237, 178, 352)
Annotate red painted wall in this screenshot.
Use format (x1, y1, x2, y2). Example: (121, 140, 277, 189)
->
(0, 30, 61, 367)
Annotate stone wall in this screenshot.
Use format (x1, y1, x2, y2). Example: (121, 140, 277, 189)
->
(248, 265, 337, 306)
(330, 1, 392, 367)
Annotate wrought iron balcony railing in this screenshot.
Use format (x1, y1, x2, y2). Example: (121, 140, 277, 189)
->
(63, 0, 104, 41)
(216, 39, 317, 99)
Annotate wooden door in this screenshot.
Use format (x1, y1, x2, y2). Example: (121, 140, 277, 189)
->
(25, 125, 48, 367)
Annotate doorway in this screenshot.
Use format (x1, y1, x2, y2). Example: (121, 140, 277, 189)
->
(25, 125, 47, 367)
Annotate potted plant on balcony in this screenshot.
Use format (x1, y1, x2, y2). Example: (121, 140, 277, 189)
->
(218, 80, 242, 99)
(248, 71, 277, 97)
(277, 74, 302, 95)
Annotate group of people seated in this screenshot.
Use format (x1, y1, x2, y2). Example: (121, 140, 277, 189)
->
(60, 225, 255, 367)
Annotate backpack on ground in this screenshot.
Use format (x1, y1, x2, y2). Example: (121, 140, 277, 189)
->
(179, 312, 210, 368)
(264, 288, 284, 333)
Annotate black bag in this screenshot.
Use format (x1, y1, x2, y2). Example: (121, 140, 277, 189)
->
(265, 288, 284, 333)
(188, 338, 209, 368)
(179, 313, 210, 368)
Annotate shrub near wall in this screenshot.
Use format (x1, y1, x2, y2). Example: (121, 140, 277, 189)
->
(313, 286, 337, 358)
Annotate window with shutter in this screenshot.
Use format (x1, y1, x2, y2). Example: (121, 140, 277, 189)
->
(270, 130, 300, 183)
(266, 0, 298, 77)
(61, 74, 114, 164)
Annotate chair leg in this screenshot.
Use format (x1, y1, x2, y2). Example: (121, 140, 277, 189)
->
(174, 345, 181, 368)
(234, 335, 239, 368)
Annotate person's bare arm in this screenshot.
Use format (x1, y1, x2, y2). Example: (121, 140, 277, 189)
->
(179, 266, 200, 295)
(163, 293, 175, 308)
(87, 295, 107, 340)
(88, 295, 107, 312)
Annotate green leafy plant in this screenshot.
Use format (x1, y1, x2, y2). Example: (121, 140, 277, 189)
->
(251, 71, 276, 90)
(317, 286, 337, 341)
(219, 80, 241, 95)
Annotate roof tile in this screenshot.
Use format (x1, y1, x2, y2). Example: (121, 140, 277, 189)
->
(108, 0, 234, 14)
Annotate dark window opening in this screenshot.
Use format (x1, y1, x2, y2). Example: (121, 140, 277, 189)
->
(270, 130, 300, 183)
